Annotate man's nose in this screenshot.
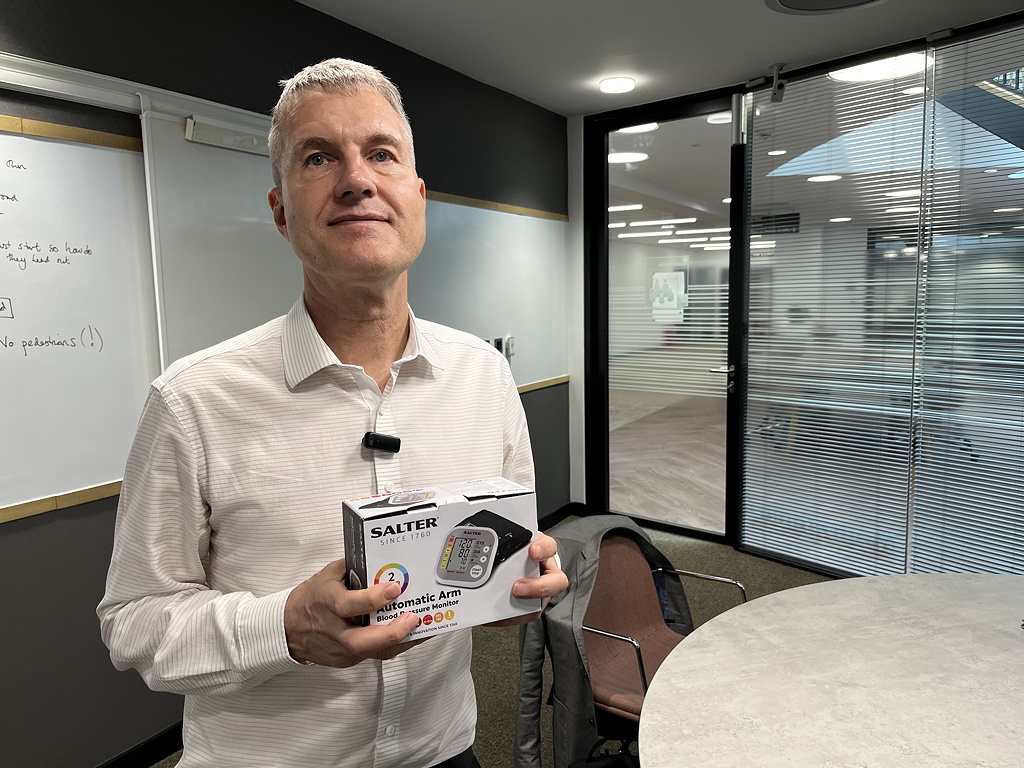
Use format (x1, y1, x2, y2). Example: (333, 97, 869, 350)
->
(334, 156, 376, 198)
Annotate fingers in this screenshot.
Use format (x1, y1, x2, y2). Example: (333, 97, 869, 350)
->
(339, 579, 403, 619)
(512, 534, 568, 600)
(285, 558, 425, 668)
(341, 612, 422, 660)
(512, 569, 569, 600)
(528, 533, 558, 562)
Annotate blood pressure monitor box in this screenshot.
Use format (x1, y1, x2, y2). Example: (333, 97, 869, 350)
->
(343, 477, 541, 639)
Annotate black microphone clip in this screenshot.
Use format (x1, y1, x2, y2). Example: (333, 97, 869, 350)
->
(362, 431, 401, 454)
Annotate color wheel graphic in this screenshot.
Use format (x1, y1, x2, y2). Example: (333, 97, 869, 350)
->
(374, 563, 410, 594)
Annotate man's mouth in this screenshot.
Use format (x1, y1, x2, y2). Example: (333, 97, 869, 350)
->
(328, 214, 388, 226)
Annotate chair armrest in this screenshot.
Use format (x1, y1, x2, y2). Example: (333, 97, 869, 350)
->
(581, 625, 650, 692)
(652, 567, 748, 603)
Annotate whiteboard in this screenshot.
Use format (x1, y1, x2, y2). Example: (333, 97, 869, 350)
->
(0, 131, 159, 509)
(143, 111, 301, 364)
(410, 200, 568, 385)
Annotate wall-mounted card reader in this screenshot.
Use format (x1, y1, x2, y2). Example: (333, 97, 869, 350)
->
(435, 509, 532, 588)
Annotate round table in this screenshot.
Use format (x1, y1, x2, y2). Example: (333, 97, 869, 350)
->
(639, 573, 1024, 768)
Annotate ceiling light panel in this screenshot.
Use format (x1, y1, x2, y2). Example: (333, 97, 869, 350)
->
(608, 152, 648, 163)
(600, 77, 635, 94)
(616, 123, 659, 134)
(628, 218, 698, 227)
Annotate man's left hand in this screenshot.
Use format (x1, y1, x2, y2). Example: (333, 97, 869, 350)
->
(485, 533, 567, 627)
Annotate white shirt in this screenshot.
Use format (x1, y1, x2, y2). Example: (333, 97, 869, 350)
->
(98, 298, 534, 768)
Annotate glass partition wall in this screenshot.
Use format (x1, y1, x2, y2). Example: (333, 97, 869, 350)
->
(606, 112, 734, 535)
(589, 19, 1023, 573)
(741, 24, 1024, 574)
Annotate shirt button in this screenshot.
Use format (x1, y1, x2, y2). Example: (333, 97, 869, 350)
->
(384, 724, 396, 737)
(384, 481, 397, 493)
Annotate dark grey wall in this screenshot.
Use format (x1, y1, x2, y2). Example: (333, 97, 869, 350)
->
(0, 497, 184, 768)
(0, 0, 567, 215)
(522, 383, 572, 517)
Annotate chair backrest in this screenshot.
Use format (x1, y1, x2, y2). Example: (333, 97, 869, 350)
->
(582, 534, 686, 722)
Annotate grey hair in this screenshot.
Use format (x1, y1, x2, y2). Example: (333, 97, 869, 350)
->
(268, 58, 414, 188)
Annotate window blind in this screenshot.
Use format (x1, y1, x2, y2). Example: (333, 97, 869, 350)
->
(911, 26, 1024, 573)
(740, 24, 1024, 575)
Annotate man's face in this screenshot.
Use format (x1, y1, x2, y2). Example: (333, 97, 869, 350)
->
(269, 88, 426, 291)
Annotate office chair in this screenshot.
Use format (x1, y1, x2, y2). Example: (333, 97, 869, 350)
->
(581, 533, 748, 747)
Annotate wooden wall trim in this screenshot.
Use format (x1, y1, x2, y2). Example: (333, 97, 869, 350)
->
(517, 374, 570, 394)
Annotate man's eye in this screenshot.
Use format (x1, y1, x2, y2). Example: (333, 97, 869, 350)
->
(373, 150, 393, 162)
(307, 153, 326, 167)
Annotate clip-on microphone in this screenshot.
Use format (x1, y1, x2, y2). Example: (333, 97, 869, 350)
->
(362, 431, 401, 454)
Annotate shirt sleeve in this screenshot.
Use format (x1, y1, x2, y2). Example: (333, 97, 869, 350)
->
(502, 366, 536, 490)
(97, 386, 299, 697)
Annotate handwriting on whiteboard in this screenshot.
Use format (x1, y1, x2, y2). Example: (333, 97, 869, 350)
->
(3, 239, 92, 270)
(0, 325, 104, 356)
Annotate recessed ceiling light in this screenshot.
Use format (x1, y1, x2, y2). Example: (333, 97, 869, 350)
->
(751, 241, 777, 248)
(629, 218, 697, 227)
(661, 237, 708, 243)
(765, 0, 888, 15)
(984, 168, 999, 173)
(710, 236, 731, 241)
(808, 174, 842, 182)
(830, 217, 852, 222)
(706, 111, 732, 125)
(608, 223, 627, 228)
(616, 123, 659, 134)
(600, 77, 636, 94)
(608, 152, 648, 163)
(767, 150, 788, 156)
(994, 207, 1023, 213)
(884, 189, 921, 198)
(674, 227, 731, 235)
(618, 231, 667, 239)
(885, 206, 920, 213)
(608, 204, 643, 212)
(903, 86, 926, 95)
(722, 197, 733, 204)
(829, 53, 931, 82)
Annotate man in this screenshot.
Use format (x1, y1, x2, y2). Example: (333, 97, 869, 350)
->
(98, 58, 567, 768)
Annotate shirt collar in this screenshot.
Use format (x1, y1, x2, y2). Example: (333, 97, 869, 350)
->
(282, 296, 443, 388)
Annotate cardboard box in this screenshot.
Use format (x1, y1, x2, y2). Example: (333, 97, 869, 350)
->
(343, 477, 541, 639)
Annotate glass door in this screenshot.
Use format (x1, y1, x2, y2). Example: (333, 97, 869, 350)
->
(605, 109, 735, 535)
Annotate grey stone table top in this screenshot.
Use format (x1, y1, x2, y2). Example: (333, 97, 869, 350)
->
(639, 573, 1024, 768)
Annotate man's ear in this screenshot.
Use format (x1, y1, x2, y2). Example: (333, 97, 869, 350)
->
(268, 187, 289, 241)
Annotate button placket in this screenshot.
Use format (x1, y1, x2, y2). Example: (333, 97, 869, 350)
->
(373, 397, 402, 495)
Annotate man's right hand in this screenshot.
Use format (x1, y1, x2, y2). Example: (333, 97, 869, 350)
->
(284, 559, 423, 667)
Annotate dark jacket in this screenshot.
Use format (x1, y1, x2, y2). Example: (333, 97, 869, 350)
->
(515, 515, 693, 768)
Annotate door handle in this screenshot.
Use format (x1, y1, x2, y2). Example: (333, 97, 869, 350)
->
(709, 365, 735, 393)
